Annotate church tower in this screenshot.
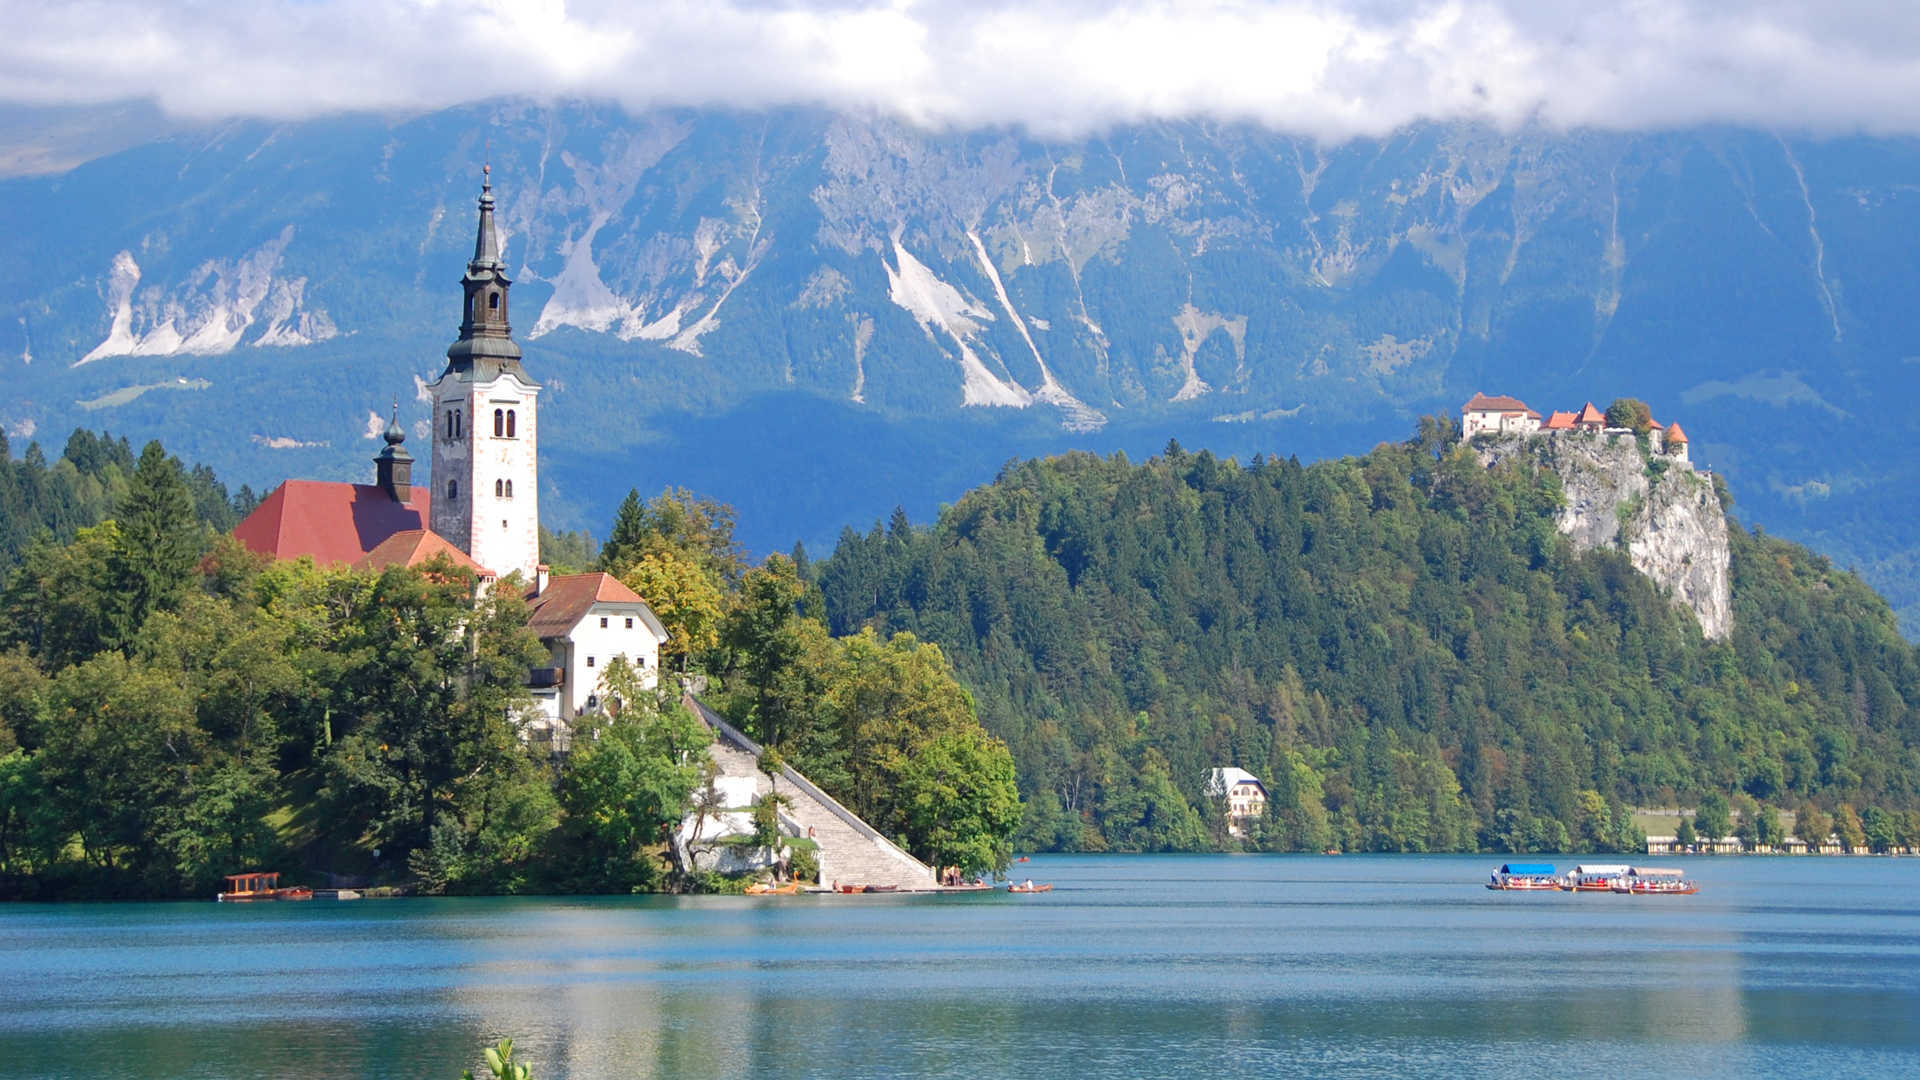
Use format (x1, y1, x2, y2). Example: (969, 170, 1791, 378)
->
(428, 166, 541, 582)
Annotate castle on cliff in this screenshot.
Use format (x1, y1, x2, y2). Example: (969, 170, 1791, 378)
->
(1460, 393, 1690, 462)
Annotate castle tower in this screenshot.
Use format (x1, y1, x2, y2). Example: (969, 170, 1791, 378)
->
(428, 166, 541, 581)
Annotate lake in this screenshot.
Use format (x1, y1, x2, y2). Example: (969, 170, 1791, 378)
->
(5, 854, 1918, 1078)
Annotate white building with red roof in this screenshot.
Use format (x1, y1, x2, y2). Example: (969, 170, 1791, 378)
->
(1461, 392, 1542, 437)
(524, 568, 670, 729)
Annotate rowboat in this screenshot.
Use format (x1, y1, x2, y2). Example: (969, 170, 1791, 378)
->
(217, 871, 312, 902)
(1007, 882, 1052, 893)
(746, 881, 800, 895)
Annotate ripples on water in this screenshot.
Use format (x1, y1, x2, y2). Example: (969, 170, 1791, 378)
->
(4, 855, 1918, 1078)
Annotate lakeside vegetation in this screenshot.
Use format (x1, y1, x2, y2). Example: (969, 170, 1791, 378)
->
(4, 418, 1919, 898)
(0, 440, 1015, 899)
(814, 422, 1920, 855)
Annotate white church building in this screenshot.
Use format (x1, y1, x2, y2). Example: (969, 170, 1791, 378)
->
(235, 167, 668, 741)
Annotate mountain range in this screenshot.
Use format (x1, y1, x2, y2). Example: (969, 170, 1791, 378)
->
(3, 102, 1916, 631)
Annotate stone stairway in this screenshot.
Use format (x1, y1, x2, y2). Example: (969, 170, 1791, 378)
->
(685, 695, 935, 891)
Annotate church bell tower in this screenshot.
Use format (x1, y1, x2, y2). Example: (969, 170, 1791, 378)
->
(428, 166, 541, 582)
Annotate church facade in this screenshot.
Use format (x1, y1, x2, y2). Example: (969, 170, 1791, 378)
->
(234, 169, 667, 737)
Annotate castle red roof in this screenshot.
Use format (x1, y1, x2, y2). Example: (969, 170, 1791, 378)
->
(1543, 411, 1576, 430)
(1463, 392, 1532, 413)
(356, 529, 492, 577)
(1664, 421, 1689, 444)
(1576, 402, 1606, 425)
(234, 480, 437, 568)
(525, 572, 648, 638)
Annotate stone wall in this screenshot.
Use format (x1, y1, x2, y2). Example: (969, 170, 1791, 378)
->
(1474, 430, 1732, 640)
(677, 695, 937, 890)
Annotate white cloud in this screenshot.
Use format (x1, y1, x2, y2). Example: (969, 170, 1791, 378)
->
(4, 1, 1920, 138)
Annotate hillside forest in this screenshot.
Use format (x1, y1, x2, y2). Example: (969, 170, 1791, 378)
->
(815, 422, 1920, 855)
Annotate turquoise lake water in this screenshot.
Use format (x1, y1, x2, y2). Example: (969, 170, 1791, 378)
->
(5, 854, 1918, 1078)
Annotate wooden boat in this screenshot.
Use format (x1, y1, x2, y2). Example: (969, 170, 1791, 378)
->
(217, 871, 312, 902)
(1007, 882, 1053, 893)
(865, 884, 900, 893)
(745, 881, 800, 895)
(1564, 863, 1633, 892)
(1486, 863, 1559, 890)
(1626, 867, 1698, 895)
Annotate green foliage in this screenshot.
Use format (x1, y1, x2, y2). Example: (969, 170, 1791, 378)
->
(600, 486, 745, 586)
(789, 842, 819, 883)
(554, 666, 711, 892)
(898, 725, 1022, 874)
(1605, 399, 1653, 433)
(816, 424, 1920, 854)
(1692, 793, 1732, 841)
(537, 526, 598, 573)
(462, 1038, 533, 1080)
(0, 429, 240, 588)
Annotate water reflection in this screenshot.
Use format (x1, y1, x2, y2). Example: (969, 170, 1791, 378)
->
(4, 856, 1919, 1078)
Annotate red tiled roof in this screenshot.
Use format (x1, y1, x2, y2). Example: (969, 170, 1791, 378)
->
(525, 572, 650, 638)
(1463, 392, 1532, 413)
(1664, 421, 1689, 444)
(1543, 411, 1576, 430)
(356, 529, 492, 577)
(1576, 402, 1606, 424)
(234, 480, 435, 568)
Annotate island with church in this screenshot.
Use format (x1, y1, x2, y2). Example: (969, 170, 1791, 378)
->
(0, 171, 1021, 900)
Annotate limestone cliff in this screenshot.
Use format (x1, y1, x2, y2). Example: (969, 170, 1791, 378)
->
(1475, 432, 1732, 640)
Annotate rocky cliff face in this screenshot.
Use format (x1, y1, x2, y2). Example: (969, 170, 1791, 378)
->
(1477, 432, 1732, 640)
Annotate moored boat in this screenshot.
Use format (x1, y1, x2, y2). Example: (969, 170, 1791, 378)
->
(1487, 863, 1559, 890)
(746, 881, 801, 895)
(217, 872, 312, 902)
(1008, 881, 1053, 893)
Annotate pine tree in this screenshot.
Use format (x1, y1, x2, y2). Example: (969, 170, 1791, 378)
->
(599, 488, 646, 574)
(113, 441, 203, 636)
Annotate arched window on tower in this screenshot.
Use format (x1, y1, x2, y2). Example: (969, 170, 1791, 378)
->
(494, 409, 504, 437)
(489, 292, 500, 311)
(447, 479, 458, 500)
(447, 411, 455, 439)
(455, 410, 462, 437)
(504, 479, 513, 498)
(494, 479, 503, 498)
(506, 410, 517, 438)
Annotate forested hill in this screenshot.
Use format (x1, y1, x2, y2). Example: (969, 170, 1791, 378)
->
(815, 424, 1920, 854)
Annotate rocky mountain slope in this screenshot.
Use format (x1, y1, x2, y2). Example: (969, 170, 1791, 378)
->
(1, 104, 1914, 630)
(1477, 431, 1731, 639)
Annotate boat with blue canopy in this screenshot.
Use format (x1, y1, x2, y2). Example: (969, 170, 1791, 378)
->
(1487, 863, 1560, 890)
